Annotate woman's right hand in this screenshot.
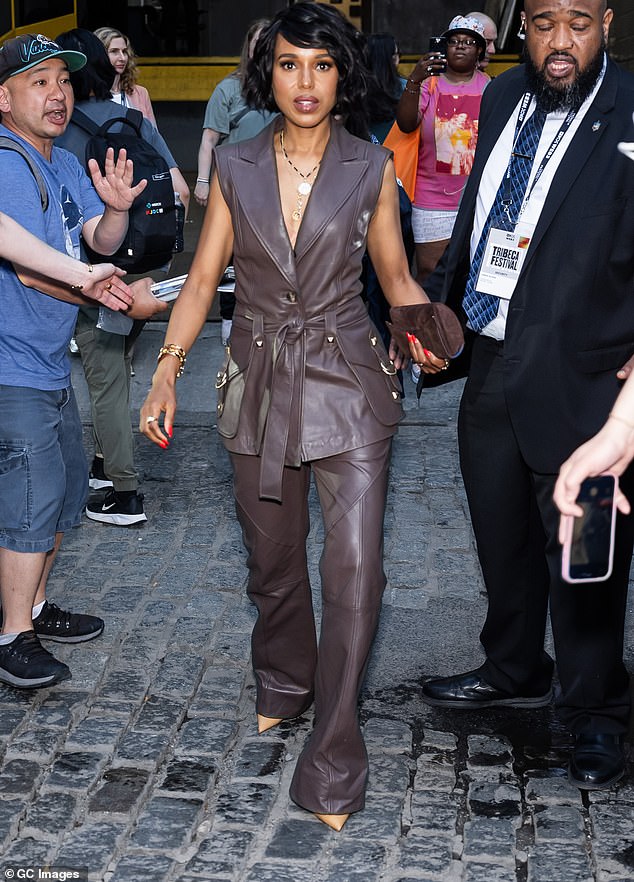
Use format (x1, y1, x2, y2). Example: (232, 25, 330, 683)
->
(409, 51, 447, 85)
(554, 423, 634, 525)
(139, 361, 178, 449)
(194, 180, 210, 207)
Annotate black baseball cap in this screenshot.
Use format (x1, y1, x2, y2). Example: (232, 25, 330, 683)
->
(0, 34, 86, 85)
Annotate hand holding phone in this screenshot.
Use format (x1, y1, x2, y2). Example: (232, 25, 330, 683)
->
(426, 36, 448, 74)
(561, 474, 618, 583)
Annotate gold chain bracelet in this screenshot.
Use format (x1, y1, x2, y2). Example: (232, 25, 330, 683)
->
(69, 263, 94, 292)
(157, 344, 187, 378)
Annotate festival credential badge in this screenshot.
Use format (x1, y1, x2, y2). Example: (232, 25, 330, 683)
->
(475, 227, 532, 300)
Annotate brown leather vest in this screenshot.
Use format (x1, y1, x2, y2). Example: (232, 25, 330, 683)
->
(213, 119, 403, 500)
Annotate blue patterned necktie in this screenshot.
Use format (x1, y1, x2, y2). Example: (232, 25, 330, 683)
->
(463, 106, 548, 331)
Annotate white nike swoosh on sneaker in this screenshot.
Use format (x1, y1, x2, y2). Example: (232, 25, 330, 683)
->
(102, 502, 118, 511)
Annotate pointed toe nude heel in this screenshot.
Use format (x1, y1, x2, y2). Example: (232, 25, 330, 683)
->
(314, 813, 350, 832)
(257, 714, 284, 733)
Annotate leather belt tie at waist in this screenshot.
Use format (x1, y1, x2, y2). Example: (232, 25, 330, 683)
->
(258, 316, 306, 501)
(239, 309, 343, 503)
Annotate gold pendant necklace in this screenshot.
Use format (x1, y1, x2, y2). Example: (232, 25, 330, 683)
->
(280, 129, 321, 221)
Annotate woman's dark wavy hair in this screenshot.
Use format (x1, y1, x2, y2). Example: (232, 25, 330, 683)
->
(243, 2, 370, 139)
(366, 33, 401, 126)
(367, 33, 401, 99)
(55, 28, 115, 101)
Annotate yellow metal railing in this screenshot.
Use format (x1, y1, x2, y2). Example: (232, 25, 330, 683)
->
(136, 57, 238, 102)
(136, 54, 520, 103)
(398, 53, 520, 80)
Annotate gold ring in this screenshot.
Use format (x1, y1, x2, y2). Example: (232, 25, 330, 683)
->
(146, 415, 157, 424)
(105, 283, 112, 290)
(441, 359, 450, 371)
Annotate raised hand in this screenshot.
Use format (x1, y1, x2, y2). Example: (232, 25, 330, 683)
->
(88, 147, 147, 212)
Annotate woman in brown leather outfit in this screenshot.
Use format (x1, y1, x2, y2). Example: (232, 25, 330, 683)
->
(140, 2, 444, 830)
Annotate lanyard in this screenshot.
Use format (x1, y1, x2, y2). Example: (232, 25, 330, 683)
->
(501, 92, 577, 226)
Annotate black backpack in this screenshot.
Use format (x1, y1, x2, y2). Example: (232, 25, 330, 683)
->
(72, 107, 176, 273)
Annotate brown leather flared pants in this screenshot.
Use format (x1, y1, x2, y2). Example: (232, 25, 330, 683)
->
(230, 437, 392, 815)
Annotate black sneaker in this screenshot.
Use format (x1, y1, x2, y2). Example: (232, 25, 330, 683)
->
(85, 489, 147, 526)
(89, 456, 114, 490)
(0, 631, 71, 688)
(32, 601, 104, 643)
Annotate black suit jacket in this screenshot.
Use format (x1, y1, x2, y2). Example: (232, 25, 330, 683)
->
(427, 60, 634, 473)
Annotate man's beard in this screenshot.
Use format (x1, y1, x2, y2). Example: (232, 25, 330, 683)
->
(523, 39, 605, 112)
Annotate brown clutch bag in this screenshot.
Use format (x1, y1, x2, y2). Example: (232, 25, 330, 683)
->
(386, 302, 465, 360)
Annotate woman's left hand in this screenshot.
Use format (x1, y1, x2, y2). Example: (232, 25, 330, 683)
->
(406, 333, 450, 374)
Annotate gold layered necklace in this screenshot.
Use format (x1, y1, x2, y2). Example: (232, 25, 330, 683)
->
(280, 129, 321, 221)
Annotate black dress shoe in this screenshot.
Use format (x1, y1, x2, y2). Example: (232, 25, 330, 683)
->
(569, 734, 626, 790)
(421, 668, 552, 709)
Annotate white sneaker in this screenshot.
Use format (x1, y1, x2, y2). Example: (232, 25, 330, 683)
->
(221, 319, 232, 346)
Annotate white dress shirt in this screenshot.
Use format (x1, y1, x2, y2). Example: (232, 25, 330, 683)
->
(472, 56, 607, 340)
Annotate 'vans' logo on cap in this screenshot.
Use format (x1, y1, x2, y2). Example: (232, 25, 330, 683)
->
(18, 35, 60, 64)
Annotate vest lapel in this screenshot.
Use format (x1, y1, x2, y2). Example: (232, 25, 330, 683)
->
(228, 123, 298, 290)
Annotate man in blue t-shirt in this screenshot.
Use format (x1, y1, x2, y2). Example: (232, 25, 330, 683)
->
(0, 34, 152, 689)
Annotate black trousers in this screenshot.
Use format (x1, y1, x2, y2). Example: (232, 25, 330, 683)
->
(458, 335, 633, 735)
(231, 437, 392, 814)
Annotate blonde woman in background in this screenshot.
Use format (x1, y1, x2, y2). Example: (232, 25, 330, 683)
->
(95, 26, 156, 125)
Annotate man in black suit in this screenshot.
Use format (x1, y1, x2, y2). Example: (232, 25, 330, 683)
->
(414, 0, 634, 790)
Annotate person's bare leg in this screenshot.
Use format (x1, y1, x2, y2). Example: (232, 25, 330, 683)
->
(33, 532, 63, 608)
(0, 548, 47, 635)
(415, 239, 450, 285)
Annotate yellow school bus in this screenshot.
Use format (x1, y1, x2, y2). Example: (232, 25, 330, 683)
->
(0, 0, 77, 42)
(0, 3, 519, 102)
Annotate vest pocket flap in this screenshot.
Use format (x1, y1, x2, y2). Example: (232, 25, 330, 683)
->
(338, 329, 403, 425)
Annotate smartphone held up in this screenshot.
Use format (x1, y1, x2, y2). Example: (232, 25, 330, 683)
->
(561, 474, 618, 583)
(427, 36, 448, 73)
(428, 36, 448, 55)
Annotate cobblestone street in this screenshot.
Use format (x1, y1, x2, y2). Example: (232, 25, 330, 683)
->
(0, 324, 632, 882)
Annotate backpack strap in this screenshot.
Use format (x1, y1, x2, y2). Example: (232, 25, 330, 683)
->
(70, 107, 101, 136)
(125, 107, 144, 130)
(71, 106, 144, 139)
(0, 136, 48, 211)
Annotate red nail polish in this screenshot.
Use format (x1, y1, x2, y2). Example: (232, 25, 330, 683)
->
(167, 426, 173, 438)
(423, 348, 432, 358)
(406, 332, 415, 343)
(160, 440, 168, 449)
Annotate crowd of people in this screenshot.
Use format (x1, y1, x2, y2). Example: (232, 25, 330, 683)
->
(0, 0, 633, 834)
